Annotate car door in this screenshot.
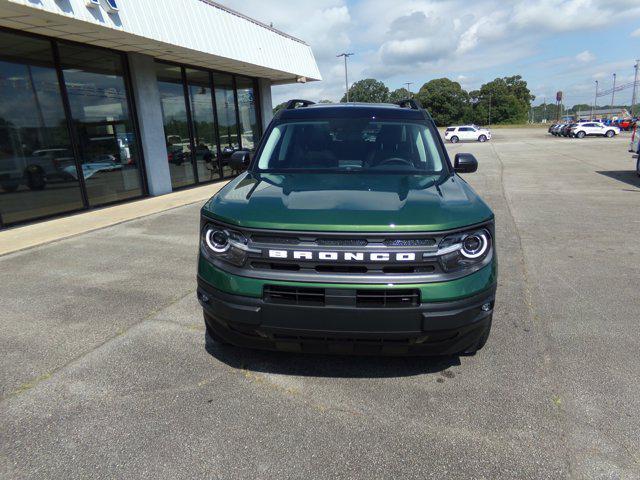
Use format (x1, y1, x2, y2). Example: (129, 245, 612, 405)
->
(458, 127, 474, 140)
(590, 123, 605, 136)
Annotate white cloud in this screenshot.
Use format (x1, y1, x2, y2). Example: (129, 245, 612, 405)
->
(218, 0, 640, 105)
(576, 50, 595, 63)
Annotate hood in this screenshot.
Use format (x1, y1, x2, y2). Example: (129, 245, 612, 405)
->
(202, 172, 493, 232)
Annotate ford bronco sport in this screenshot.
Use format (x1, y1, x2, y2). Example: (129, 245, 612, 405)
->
(197, 99, 497, 355)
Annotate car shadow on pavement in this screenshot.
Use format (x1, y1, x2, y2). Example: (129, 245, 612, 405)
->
(205, 336, 461, 378)
(596, 170, 640, 189)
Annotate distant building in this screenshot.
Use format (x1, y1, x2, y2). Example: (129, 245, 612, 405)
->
(575, 108, 630, 120)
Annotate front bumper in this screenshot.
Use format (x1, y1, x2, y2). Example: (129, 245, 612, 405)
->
(197, 276, 496, 355)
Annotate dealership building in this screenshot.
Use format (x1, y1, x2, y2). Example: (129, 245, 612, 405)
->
(0, 0, 320, 228)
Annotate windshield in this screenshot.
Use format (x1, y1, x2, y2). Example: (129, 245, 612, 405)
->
(255, 118, 446, 174)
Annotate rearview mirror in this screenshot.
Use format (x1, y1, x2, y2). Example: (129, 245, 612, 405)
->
(230, 150, 251, 172)
(454, 153, 478, 173)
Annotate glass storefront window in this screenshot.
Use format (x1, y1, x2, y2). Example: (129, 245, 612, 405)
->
(236, 76, 260, 152)
(0, 31, 84, 225)
(186, 68, 220, 183)
(58, 43, 142, 207)
(156, 63, 195, 189)
(213, 73, 239, 178)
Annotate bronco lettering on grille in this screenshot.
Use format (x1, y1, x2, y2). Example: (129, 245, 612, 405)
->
(267, 250, 416, 262)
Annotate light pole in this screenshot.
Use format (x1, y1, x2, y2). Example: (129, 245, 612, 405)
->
(337, 52, 354, 102)
(591, 80, 598, 120)
(632, 60, 639, 117)
(610, 73, 617, 109)
(404, 82, 413, 97)
(488, 93, 492, 126)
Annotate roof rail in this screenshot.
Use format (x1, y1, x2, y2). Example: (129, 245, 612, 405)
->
(285, 99, 316, 110)
(396, 98, 422, 110)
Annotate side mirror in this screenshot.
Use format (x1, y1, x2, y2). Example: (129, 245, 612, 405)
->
(454, 153, 478, 173)
(230, 150, 251, 171)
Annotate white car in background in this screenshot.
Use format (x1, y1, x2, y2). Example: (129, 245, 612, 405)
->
(444, 125, 492, 143)
(570, 122, 620, 139)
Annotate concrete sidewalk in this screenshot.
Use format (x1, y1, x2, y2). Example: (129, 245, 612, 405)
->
(0, 180, 228, 257)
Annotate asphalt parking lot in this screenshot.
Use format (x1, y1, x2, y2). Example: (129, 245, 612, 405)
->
(1, 128, 639, 479)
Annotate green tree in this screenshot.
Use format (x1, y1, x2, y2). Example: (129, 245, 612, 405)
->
(416, 78, 470, 126)
(470, 75, 535, 125)
(341, 78, 390, 103)
(389, 88, 411, 103)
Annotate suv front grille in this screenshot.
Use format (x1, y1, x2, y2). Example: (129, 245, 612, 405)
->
(263, 286, 420, 308)
(356, 289, 420, 308)
(264, 285, 325, 306)
(240, 228, 453, 281)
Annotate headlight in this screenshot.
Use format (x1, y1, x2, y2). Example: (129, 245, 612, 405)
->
(438, 228, 492, 273)
(201, 224, 249, 267)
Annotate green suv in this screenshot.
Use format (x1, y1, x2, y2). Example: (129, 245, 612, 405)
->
(197, 99, 496, 355)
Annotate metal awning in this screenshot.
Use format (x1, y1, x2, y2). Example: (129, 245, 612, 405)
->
(0, 0, 321, 83)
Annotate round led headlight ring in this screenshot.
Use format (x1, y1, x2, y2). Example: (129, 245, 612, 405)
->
(461, 231, 489, 259)
(205, 228, 230, 253)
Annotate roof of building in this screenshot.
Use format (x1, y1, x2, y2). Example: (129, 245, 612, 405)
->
(576, 108, 630, 117)
(0, 0, 321, 82)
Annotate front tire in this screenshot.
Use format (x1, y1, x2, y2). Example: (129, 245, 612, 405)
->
(478, 134, 487, 143)
(576, 131, 586, 139)
(450, 136, 459, 144)
(605, 130, 615, 138)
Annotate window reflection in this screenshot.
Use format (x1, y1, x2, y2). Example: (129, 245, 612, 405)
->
(156, 63, 195, 189)
(0, 32, 83, 225)
(213, 73, 240, 178)
(186, 68, 220, 183)
(236, 76, 260, 152)
(59, 43, 142, 206)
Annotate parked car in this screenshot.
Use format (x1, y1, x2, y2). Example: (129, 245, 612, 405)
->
(551, 124, 565, 136)
(561, 123, 576, 137)
(198, 99, 497, 356)
(444, 125, 492, 143)
(617, 119, 633, 131)
(570, 122, 620, 138)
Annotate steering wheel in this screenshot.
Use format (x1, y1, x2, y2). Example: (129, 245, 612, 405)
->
(376, 157, 414, 167)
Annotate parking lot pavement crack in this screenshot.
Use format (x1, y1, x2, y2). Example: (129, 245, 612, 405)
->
(0, 288, 198, 403)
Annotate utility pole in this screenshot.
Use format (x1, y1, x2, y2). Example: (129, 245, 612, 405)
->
(488, 93, 492, 126)
(543, 96, 547, 122)
(591, 80, 598, 120)
(632, 60, 639, 117)
(404, 82, 413, 97)
(337, 53, 354, 102)
(610, 73, 617, 109)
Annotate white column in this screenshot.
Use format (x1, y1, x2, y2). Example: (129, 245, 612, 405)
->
(258, 78, 273, 131)
(127, 53, 172, 196)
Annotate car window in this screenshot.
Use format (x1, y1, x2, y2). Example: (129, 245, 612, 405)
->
(445, 127, 455, 132)
(257, 119, 446, 174)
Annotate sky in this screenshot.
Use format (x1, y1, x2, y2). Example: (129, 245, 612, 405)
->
(219, 0, 640, 108)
